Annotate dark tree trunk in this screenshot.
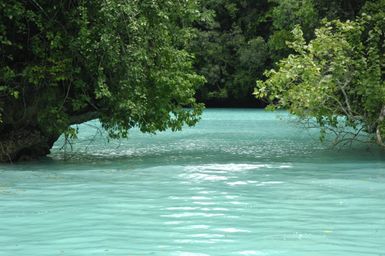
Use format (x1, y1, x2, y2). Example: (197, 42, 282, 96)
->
(376, 106, 385, 147)
(0, 128, 60, 163)
(0, 110, 99, 163)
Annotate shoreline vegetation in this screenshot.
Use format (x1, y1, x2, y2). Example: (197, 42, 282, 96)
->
(0, 0, 384, 162)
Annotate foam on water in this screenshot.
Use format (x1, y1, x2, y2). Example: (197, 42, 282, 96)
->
(0, 109, 384, 256)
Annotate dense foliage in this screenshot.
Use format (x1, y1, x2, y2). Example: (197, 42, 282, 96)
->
(0, 0, 382, 161)
(255, 1, 385, 146)
(0, 0, 204, 161)
(192, 0, 365, 106)
(190, 0, 272, 106)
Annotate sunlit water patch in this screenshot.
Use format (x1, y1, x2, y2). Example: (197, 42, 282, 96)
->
(0, 109, 384, 256)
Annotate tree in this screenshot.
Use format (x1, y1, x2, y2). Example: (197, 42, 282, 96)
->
(190, 0, 272, 106)
(0, 0, 205, 162)
(267, 0, 319, 63)
(191, 0, 365, 107)
(314, 0, 366, 21)
(255, 2, 385, 147)
(267, 0, 366, 63)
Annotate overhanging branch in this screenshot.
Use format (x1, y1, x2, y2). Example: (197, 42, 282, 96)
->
(70, 112, 99, 125)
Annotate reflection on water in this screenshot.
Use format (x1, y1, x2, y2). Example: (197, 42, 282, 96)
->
(0, 109, 384, 256)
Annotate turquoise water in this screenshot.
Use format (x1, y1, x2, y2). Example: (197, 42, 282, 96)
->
(1, 109, 385, 256)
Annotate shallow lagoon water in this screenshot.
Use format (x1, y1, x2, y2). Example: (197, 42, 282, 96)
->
(1, 109, 384, 256)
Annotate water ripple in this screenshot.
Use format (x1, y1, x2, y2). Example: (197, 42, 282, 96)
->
(1, 110, 385, 255)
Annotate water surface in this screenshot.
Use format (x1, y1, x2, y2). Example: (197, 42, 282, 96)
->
(1, 109, 384, 255)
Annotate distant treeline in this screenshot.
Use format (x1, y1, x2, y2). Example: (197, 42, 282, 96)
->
(191, 0, 366, 107)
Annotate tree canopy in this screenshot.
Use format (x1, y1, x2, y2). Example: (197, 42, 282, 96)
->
(191, 0, 366, 106)
(255, 1, 385, 146)
(0, 0, 204, 161)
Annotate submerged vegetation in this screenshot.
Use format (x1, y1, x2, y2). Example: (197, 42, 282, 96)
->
(0, 0, 384, 161)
